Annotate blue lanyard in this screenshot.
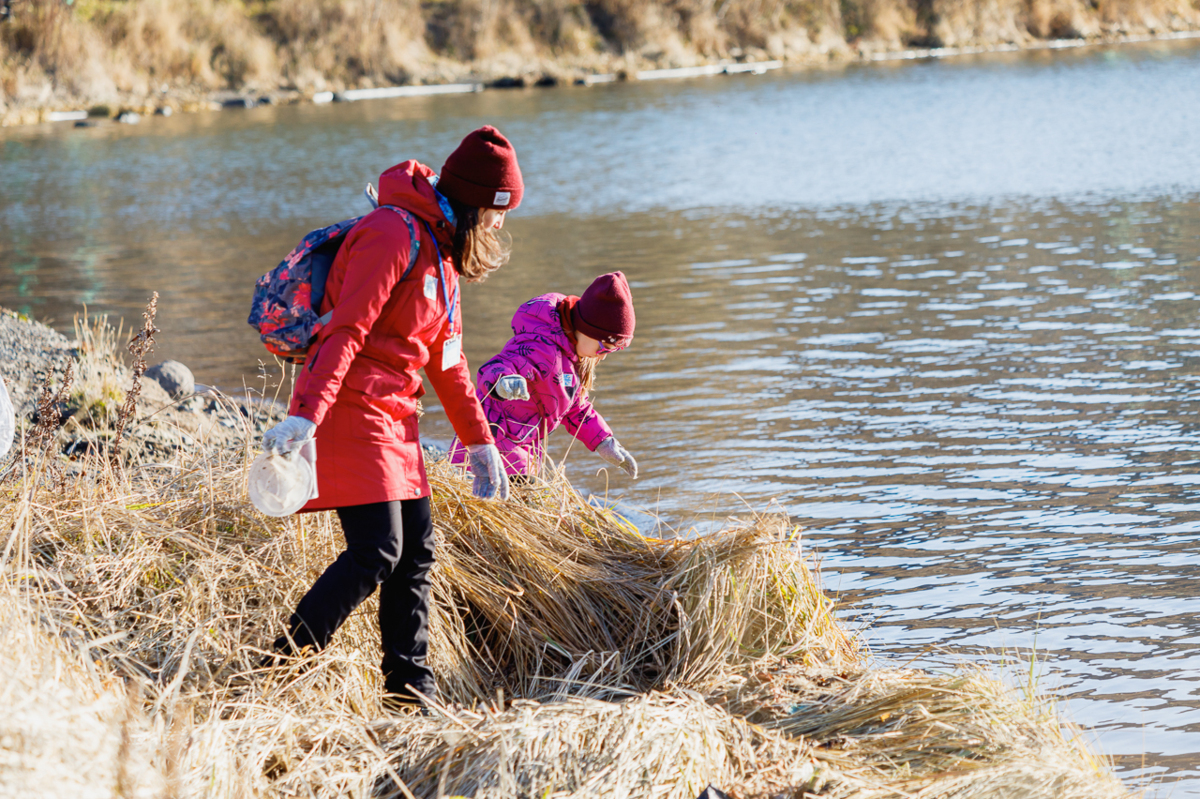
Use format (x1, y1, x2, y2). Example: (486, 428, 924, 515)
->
(422, 220, 458, 335)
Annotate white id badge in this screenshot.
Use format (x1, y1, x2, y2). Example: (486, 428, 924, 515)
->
(424, 274, 438, 300)
(441, 334, 462, 370)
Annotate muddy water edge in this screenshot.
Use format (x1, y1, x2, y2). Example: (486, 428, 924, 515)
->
(3, 37, 1200, 795)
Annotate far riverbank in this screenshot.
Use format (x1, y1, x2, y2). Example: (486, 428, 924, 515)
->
(3, 0, 1200, 127)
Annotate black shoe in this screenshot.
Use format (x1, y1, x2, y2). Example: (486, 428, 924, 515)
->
(258, 642, 315, 671)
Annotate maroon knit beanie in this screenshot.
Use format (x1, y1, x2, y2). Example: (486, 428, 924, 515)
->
(438, 126, 524, 211)
(571, 272, 636, 346)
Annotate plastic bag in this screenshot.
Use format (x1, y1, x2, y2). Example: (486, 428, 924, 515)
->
(0, 378, 13, 459)
(249, 439, 318, 517)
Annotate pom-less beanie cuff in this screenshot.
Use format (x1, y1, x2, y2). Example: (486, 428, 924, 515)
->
(438, 125, 524, 211)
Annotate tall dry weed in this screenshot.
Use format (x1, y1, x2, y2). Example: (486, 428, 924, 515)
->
(110, 292, 158, 465)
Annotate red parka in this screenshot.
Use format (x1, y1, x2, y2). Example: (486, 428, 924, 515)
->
(289, 160, 493, 510)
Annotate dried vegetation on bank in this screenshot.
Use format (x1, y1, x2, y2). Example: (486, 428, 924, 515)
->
(3, 0, 1200, 124)
(0, 309, 1135, 798)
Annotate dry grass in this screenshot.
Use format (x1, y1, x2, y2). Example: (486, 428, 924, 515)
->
(378, 691, 822, 798)
(0, 315, 1135, 798)
(428, 469, 853, 703)
(709, 661, 1129, 797)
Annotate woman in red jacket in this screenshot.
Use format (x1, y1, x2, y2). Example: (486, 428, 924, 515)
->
(260, 126, 521, 707)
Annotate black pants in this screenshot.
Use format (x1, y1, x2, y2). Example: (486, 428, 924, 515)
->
(275, 497, 437, 699)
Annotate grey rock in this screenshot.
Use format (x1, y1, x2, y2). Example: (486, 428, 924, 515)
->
(490, 76, 527, 89)
(422, 442, 448, 463)
(145, 360, 195, 398)
(137, 373, 173, 408)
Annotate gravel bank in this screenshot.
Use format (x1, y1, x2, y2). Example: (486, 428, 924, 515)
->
(0, 308, 76, 419)
(0, 306, 285, 462)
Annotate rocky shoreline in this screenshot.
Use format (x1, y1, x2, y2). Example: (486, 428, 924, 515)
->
(0, 306, 286, 465)
(0, 307, 459, 472)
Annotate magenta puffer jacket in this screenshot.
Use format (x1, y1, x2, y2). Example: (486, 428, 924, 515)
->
(449, 293, 613, 475)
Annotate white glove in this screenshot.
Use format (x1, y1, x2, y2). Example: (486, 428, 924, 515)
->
(263, 415, 316, 454)
(493, 375, 530, 401)
(466, 443, 510, 501)
(596, 437, 638, 479)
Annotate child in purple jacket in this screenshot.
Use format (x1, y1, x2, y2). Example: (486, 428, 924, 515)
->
(449, 271, 638, 479)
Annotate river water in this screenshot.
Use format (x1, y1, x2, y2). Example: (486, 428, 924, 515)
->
(4, 38, 1200, 793)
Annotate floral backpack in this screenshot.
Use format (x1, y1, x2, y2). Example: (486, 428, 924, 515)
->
(248, 194, 420, 363)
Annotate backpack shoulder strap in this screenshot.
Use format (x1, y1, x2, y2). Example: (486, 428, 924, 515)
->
(311, 207, 421, 330)
(380, 205, 421, 281)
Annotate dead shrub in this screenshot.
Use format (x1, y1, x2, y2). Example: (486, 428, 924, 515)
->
(1023, 0, 1085, 37)
(264, 0, 425, 88)
(0, 0, 117, 101)
(510, 0, 600, 57)
(99, 0, 275, 89)
(932, 0, 1030, 45)
(582, 0, 656, 51)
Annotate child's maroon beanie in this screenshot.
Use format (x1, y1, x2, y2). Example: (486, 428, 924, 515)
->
(572, 272, 636, 345)
(438, 126, 524, 211)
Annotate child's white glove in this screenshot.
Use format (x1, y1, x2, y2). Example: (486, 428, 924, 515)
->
(596, 437, 638, 479)
(466, 443, 510, 501)
(493, 375, 530, 401)
(263, 416, 316, 454)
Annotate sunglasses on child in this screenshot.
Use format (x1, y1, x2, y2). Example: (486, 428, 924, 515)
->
(597, 336, 631, 355)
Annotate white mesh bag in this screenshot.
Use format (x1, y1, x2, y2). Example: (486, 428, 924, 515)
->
(248, 440, 317, 517)
(0, 378, 13, 459)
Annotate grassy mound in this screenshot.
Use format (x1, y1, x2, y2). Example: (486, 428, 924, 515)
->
(0, 313, 1131, 798)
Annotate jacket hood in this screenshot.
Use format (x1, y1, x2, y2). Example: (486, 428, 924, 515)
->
(511, 293, 576, 361)
(377, 160, 453, 244)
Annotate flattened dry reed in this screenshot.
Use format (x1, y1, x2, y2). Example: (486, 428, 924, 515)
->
(377, 692, 820, 799)
(711, 661, 1129, 799)
(427, 467, 855, 703)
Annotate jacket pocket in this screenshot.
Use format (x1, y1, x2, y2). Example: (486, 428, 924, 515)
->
(343, 356, 417, 399)
(363, 393, 418, 422)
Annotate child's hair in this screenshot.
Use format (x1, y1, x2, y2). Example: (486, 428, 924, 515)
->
(447, 197, 511, 282)
(577, 356, 598, 396)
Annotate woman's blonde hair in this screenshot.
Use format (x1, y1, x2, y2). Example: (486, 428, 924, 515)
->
(448, 200, 511, 282)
